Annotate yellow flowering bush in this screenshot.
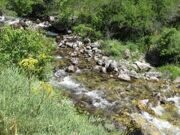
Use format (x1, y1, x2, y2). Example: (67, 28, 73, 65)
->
(19, 54, 52, 79)
(31, 81, 54, 97)
(40, 82, 54, 97)
(19, 57, 39, 75)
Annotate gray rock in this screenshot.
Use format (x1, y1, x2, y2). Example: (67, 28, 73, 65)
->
(66, 65, 76, 73)
(174, 77, 180, 84)
(77, 41, 83, 47)
(107, 60, 118, 72)
(105, 60, 112, 68)
(101, 67, 107, 73)
(58, 42, 64, 47)
(72, 43, 78, 48)
(97, 59, 103, 66)
(66, 42, 73, 48)
(135, 61, 152, 71)
(86, 46, 91, 50)
(145, 72, 162, 78)
(67, 30, 72, 34)
(129, 70, 139, 79)
(131, 64, 139, 71)
(148, 76, 159, 81)
(49, 16, 55, 22)
(102, 56, 109, 61)
(176, 84, 180, 89)
(85, 50, 93, 57)
(80, 49, 84, 53)
(118, 73, 131, 81)
(70, 52, 78, 57)
(94, 65, 101, 71)
(123, 49, 131, 59)
(92, 48, 101, 54)
(83, 38, 91, 44)
(91, 42, 101, 48)
(76, 68, 81, 73)
(94, 56, 99, 62)
(71, 58, 79, 65)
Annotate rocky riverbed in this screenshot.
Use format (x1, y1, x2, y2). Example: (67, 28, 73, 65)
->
(51, 35, 180, 135)
(1, 15, 180, 135)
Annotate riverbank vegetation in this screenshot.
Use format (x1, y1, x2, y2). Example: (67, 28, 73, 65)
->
(0, 27, 113, 134)
(0, 0, 180, 134)
(1, 0, 179, 77)
(0, 67, 109, 134)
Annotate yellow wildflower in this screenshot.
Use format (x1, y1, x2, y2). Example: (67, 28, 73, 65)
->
(19, 57, 39, 71)
(40, 82, 54, 97)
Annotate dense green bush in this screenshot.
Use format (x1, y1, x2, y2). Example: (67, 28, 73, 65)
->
(2, 0, 179, 41)
(101, 40, 139, 59)
(73, 24, 102, 41)
(0, 67, 109, 135)
(50, 0, 179, 40)
(6, 0, 41, 16)
(159, 65, 180, 79)
(156, 28, 180, 64)
(0, 27, 53, 63)
(0, 27, 54, 79)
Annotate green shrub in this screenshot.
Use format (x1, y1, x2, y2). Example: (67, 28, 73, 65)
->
(159, 65, 180, 79)
(0, 27, 54, 79)
(156, 28, 180, 64)
(0, 67, 109, 135)
(6, 0, 40, 16)
(0, 27, 54, 63)
(73, 24, 102, 41)
(101, 40, 139, 59)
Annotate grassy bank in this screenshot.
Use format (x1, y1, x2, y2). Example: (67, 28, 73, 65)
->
(0, 67, 110, 135)
(0, 27, 116, 134)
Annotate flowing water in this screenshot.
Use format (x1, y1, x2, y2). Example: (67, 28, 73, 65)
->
(1, 16, 180, 134)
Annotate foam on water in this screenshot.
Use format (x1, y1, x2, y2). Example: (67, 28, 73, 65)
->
(0, 16, 5, 22)
(36, 22, 50, 28)
(85, 90, 112, 108)
(6, 19, 20, 25)
(51, 69, 113, 109)
(142, 112, 180, 135)
(151, 105, 165, 116)
(59, 76, 81, 90)
(167, 96, 180, 114)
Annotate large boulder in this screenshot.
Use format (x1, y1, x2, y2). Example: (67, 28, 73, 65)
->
(118, 73, 131, 82)
(145, 72, 162, 79)
(91, 42, 101, 48)
(48, 16, 56, 22)
(107, 60, 118, 72)
(83, 38, 91, 44)
(66, 42, 74, 48)
(135, 61, 152, 72)
(71, 58, 79, 65)
(66, 65, 76, 73)
(173, 77, 180, 84)
(123, 49, 131, 59)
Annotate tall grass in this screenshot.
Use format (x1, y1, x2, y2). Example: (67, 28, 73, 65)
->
(158, 65, 180, 79)
(101, 40, 140, 60)
(0, 67, 108, 135)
